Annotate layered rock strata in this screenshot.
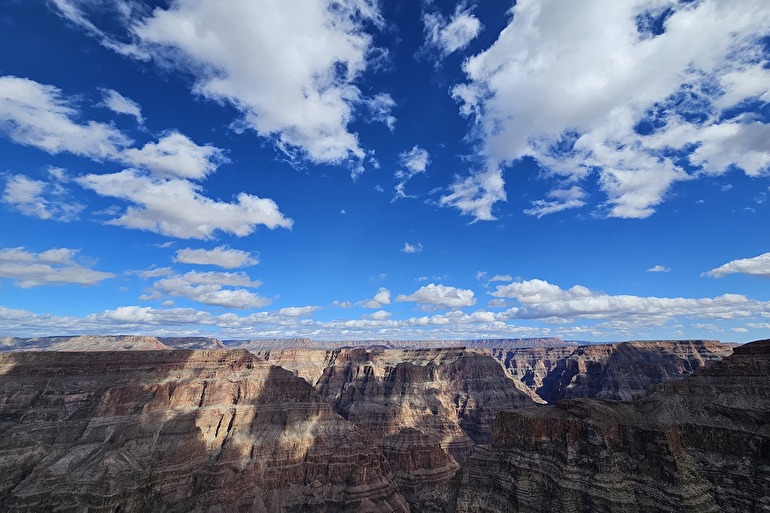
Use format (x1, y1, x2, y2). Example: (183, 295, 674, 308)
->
(452, 339, 770, 513)
(0, 350, 408, 513)
(0, 335, 227, 351)
(492, 339, 733, 402)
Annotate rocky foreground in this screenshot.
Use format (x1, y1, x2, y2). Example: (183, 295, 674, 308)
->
(0, 338, 763, 512)
(452, 339, 770, 513)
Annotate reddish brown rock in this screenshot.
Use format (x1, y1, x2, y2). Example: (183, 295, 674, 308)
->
(452, 339, 770, 513)
(0, 350, 408, 513)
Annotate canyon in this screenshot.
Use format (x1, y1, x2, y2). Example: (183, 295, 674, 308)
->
(0, 336, 764, 512)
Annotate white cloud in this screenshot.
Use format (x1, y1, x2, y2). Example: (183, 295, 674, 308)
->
(278, 306, 321, 318)
(447, 0, 770, 221)
(121, 131, 227, 180)
(99, 88, 144, 124)
(439, 167, 506, 221)
(174, 246, 258, 269)
(77, 169, 293, 239)
(394, 145, 430, 200)
(487, 274, 513, 284)
(396, 283, 476, 309)
(647, 265, 671, 273)
(143, 270, 269, 309)
(401, 242, 423, 254)
(3, 173, 84, 222)
(0, 247, 113, 288)
(0, 75, 130, 159)
(366, 310, 392, 320)
(732, 327, 749, 333)
(360, 287, 391, 308)
(523, 186, 587, 218)
(705, 252, 770, 278)
(54, 0, 393, 168)
(421, 6, 482, 60)
(492, 278, 770, 324)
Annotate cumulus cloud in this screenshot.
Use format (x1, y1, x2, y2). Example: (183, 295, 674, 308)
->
(447, 0, 770, 221)
(492, 278, 770, 324)
(77, 169, 293, 239)
(0, 75, 131, 159)
(277, 306, 321, 317)
(421, 5, 482, 60)
(174, 246, 258, 269)
(360, 287, 391, 308)
(401, 242, 423, 254)
(52, 0, 393, 169)
(3, 172, 84, 222)
(396, 283, 476, 309)
(0, 247, 113, 288)
(99, 88, 144, 124)
(647, 265, 671, 273)
(121, 131, 227, 180)
(705, 252, 770, 278)
(142, 270, 269, 309)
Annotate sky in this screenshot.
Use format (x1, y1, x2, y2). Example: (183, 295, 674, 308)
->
(0, 0, 769, 342)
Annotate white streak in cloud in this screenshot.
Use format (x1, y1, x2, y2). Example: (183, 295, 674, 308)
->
(396, 283, 476, 309)
(394, 145, 430, 201)
(99, 88, 144, 124)
(3, 173, 84, 222)
(705, 252, 770, 278)
(439, 167, 505, 221)
(523, 186, 587, 218)
(174, 246, 258, 269)
(0, 247, 113, 288)
(77, 169, 293, 239)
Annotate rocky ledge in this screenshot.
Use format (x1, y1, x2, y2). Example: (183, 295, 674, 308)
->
(452, 339, 770, 513)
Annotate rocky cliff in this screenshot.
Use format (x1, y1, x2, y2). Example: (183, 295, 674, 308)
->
(0, 350, 408, 512)
(492, 340, 733, 402)
(452, 339, 770, 513)
(0, 335, 227, 351)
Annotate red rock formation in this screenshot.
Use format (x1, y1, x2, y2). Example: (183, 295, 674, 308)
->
(0, 350, 408, 512)
(452, 339, 770, 513)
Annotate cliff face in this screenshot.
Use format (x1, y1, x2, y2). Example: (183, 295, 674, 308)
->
(311, 348, 534, 512)
(453, 339, 770, 513)
(0, 335, 227, 351)
(0, 350, 408, 513)
(492, 340, 733, 402)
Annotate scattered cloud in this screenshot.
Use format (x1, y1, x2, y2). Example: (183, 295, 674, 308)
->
(141, 270, 269, 309)
(52, 0, 393, 168)
(77, 169, 293, 239)
(0, 247, 113, 288)
(394, 145, 430, 201)
(99, 88, 144, 124)
(647, 265, 670, 273)
(491, 278, 770, 324)
(360, 287, 391, 308)
(0, 75, 131, 159)
(121, 131, 227, 180)
(396, 283, 476, 309)
(277, 306, 321, 317)
(401, 242, 423, 254)
(3, 172, 84, 221)
(705, 252, 770, 278)
(365, 310, 391, 320)
(174, 246, 258, 269)
(447, 0, 770, 221)
(421, 5, 482, 60)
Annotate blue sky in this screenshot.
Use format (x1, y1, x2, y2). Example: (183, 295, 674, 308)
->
(1, 0, 769, 342)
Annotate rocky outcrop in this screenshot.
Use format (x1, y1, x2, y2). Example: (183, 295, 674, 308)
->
(452, 339, 770, 513)
(226, 338, 574, 351)
(0, 335, 227, 351)
(0, 350, 408, 512)
(492, 340, 733, 402)
(311, 348, 534, 512)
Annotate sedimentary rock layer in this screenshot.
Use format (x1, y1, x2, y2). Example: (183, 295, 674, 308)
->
(0, 350, 407, 513)
(452, 339, 770, 513)
(0, 335, 227, 351)
(492, 339, 733, 402)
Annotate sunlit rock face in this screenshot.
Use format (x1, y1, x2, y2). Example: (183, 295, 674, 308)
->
(452, 339, 770, 513)
(0, 335, 227, 351)
(0, 350, 408, 513)
(490, 340, 733, 402)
